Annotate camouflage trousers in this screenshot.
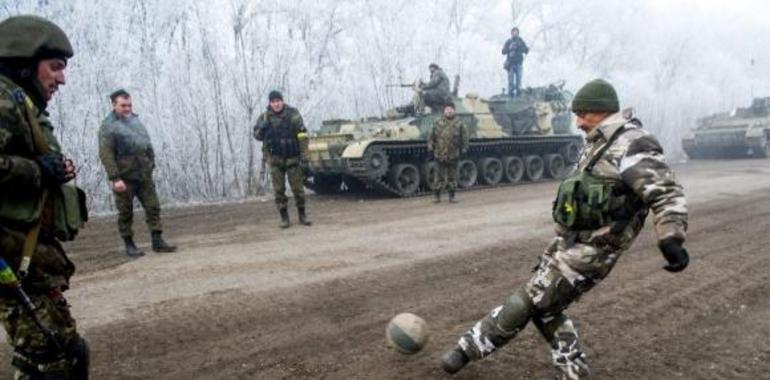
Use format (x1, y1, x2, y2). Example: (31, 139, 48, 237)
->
(270, 157, 306, 210)
(113, 178, 162, 238)
(457, 236, 623, 379)
(0, 289, 79, 379)
(433, 159, 458, 192)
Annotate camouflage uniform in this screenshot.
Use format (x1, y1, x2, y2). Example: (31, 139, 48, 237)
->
(419, 67, 451, 111)
(253, 105, 309, 211)
(98, 112, 162, 239)
(428, 116, 469, 192)
(453, 110, 688, 379)
(0, 15, 88, 377)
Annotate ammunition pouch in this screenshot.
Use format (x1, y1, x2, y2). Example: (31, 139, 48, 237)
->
(264, 125, 300, 159)
(552, 125, 639, 231)
(552, 171, 637, 230)
(52, 184, 88, 242)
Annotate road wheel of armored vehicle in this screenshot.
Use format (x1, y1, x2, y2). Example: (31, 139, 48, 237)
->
(457, 160, 478, 188)
(524, 155, 544, 181)
(421, 162, 439, 191)
(363, 146, 390, 179)
(502, 156, 525, 183)
(478, 157, 504, 185)
(543, 154, 566, 179)
(561, 142, 582, 164)
(389, 163, 420, 195)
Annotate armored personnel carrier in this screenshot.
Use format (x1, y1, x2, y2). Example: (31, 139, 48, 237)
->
(305, 81, 583, 196)
(682, 97, 770, 159)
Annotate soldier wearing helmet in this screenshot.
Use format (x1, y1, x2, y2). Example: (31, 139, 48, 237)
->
(0, 15, 89, 379)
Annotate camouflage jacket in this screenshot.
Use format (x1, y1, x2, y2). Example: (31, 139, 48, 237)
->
(428, 116, 469, 162)
(98, 112, 155, 181)
(253, 105, 309, 161)
(0, 75, 74, 291)
(421, 68, 450, 94)
(0, 74, 63, 226)
(556, 110, 688, 248)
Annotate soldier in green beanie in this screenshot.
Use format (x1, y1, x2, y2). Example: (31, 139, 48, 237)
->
(0, 15, 89, 379)
(440, 79, 690, 379)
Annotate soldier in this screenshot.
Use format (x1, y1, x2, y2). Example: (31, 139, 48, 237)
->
(502, 27, 529, 97)
(98, 89, 177, 257)
(419, 63, 451, 112)
(0, 15, 90, 379)
(427, 102, 469, 203)
(253, 90, 312, 228)
(440, 79, 690, 379)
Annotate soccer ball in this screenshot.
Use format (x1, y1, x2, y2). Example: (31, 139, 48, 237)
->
(386, 313, 429, 354)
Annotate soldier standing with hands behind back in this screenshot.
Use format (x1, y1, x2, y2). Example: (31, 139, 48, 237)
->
(253, 90, 312, 228)
(98, 89, 176, 257)
(428, 102, 469, 203)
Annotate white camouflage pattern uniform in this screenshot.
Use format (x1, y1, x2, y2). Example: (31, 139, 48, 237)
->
(457, 110, 688, 379)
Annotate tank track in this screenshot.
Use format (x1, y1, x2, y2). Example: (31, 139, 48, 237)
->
(341, 135, 583, 197)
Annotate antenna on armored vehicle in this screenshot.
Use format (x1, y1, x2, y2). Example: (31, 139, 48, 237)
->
(453, 75, 460, 97)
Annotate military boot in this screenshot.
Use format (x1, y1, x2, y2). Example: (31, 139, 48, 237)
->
(151, 231, 177, 253)
(298, 207, 312, 226)
(433, 190, 441, 203)
(123, 237, 144, 257)
(448, 190, 457, 203)
(279, 208, 291, 228)
(441, 346, 470, 374)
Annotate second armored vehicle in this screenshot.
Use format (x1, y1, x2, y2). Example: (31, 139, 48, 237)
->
(306, 81, 583, 196)
(682, 97, 770, 159)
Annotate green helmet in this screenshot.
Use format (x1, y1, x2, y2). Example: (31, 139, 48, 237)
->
(0, 15, 73, 59)
(571, 79, 619, 113)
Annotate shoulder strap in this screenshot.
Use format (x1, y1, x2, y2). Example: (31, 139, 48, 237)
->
(585, 124, 629, 172)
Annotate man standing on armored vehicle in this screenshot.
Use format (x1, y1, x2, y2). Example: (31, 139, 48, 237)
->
(502, 27, 529, 97)
(99, 89, 177, 257)
(428, 102, 469, 203)
(0, 15, 90, 379)
(253, 90, 312, 228)
(440, 79, 690, 379)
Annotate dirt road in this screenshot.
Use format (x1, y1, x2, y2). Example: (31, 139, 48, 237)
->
(2, 159, 770, 379)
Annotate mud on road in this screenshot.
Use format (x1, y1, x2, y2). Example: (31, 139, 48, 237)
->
(3, 159, 770, 379)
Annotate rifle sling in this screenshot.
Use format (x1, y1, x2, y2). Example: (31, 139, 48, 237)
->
(20, 96, 51, 277)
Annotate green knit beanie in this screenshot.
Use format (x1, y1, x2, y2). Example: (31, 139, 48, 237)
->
(571, 79, 619, 113)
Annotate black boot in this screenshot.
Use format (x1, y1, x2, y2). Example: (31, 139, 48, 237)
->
(441, 346, 470, 374)
(123, 237, 144, 257)
(279, 208, 291, 228)
(448, 190, 457, 203)
(433, 190, 441, 203)
(151, 231, 177, 252)
(298, 207, 312, 226)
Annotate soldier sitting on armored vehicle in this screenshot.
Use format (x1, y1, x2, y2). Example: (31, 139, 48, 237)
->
(395, 63, 451, 115)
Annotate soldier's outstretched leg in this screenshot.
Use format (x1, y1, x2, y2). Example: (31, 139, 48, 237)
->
(442, 287, 533, 374)
(442, 238, 615, 377)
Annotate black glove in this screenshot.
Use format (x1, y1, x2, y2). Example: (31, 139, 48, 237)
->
(659, 237, 689, 273)
(36, 153, 68, 187)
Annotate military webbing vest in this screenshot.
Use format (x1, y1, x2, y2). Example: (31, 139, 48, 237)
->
(264, 112, 300, 159)
(552, 126, 641, 231)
